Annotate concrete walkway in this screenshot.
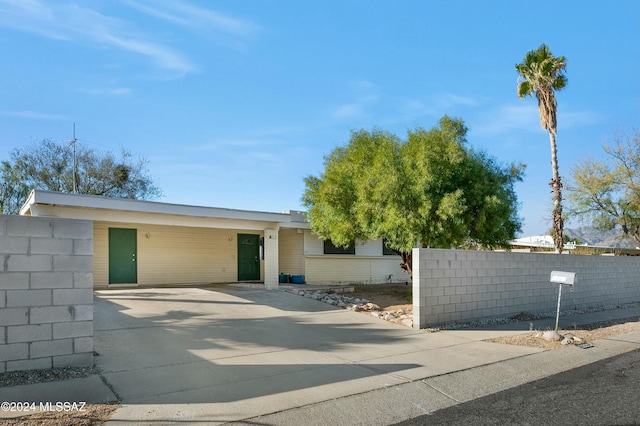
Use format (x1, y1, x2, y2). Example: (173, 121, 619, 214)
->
(2, 287, 639, 425)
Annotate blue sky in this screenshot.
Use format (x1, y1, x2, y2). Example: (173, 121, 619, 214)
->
(1, 0, 638, 236)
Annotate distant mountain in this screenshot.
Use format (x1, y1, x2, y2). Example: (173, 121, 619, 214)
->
(564, 226, 638, 248)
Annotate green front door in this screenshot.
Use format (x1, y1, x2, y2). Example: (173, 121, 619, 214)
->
(109, 228, 137, 284)
(237, 233, 260, 281)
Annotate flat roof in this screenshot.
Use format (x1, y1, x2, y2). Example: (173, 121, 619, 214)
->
(20, 190, 309, 228)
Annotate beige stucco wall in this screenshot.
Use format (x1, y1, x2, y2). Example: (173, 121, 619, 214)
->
(92, 219, 411, 287)
(304, 256, 410, 285)
(302, 230, 410, 285)
(278, 228, 305, 275)
(94, 221, 264, 286)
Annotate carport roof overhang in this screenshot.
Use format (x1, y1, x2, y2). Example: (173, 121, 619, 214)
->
(19, 190, 310, 231)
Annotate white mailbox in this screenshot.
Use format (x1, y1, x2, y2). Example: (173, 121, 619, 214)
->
(550, 270, 576, 285)
(550, 270, 577, 332)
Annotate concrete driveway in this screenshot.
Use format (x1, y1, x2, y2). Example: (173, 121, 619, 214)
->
(94, 286, 544, 425)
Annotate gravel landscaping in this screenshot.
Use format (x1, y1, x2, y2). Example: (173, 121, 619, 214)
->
(0, 366, 100, 388)
(288, 285, 640, 350)
(0, 366, 119, 426)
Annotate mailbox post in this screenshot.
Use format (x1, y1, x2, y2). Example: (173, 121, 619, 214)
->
(550, 270, 577, 332)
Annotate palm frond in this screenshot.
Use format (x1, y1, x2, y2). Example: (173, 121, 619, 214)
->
(515, 43, 567, 133)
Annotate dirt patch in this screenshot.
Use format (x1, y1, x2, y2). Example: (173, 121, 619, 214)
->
(0, 403, 120, 426)
(349, 283, 413, 313)
(488, 318, 640, 349)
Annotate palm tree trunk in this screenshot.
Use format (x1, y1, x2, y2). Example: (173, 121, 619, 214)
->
(549, 131, 564, 253)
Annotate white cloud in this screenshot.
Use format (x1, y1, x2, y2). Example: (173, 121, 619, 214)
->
(0, 0, 262, 71)
(105, 34, 196, 73)
(395, 92, 478, 118)
(245, 151, 282, 164)
(125, 0, 260, 38)
(330, 88, 481, 127)
(330, 80, 382, 121)
(332, 103, 365, 120)
(190, 138, 285, 152)
(434, 93, 478, 108)
(353, 80, 378, 93)
(1, 110, 68, 120)
(78, 87, 132, 96)
(473, 103, 606, 138)
(473, 103, 542, 136)
(560, 109, 606, 130)
(0, 0, 197, 73)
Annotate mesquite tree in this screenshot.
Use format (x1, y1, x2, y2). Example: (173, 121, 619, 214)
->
(303, 116, 525, 277)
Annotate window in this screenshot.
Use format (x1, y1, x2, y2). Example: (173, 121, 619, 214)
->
(382, 238, 396, 255)
(323, 239, 355, 255)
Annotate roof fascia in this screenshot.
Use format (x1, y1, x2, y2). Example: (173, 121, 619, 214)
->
(22, 190, 309, 228)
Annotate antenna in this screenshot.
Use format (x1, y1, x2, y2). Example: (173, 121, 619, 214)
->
(71, 123, 77, 194)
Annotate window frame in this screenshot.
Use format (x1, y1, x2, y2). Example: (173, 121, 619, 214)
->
(382, 238, 397, 256)
(323, 239, 356, 255)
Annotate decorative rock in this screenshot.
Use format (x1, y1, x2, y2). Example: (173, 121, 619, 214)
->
(561, 338, 573, 345)
(289, 288, 414, 328)
(541, 330, 563, 341)
(401, 318, 413, 327)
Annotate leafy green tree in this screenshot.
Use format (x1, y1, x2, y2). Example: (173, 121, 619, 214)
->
(1, 139, 162, 214)
(303, 116, 525, 277)
(567, 130, 640, 245)
(516, 43, 568, 253)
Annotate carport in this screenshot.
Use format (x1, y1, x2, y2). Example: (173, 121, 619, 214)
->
(20, 190, 309, 289)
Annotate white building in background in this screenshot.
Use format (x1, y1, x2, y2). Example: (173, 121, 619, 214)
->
(511, 235, 555, 249)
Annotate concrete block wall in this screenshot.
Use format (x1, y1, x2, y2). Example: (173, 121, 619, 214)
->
(413, 248, 640, 328)
(0, 215, 93, 373)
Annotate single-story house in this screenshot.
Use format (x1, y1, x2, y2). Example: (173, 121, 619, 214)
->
(20, 190, 410, 289)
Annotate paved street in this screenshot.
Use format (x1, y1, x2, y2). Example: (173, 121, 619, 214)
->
(395, 348, 640, 426)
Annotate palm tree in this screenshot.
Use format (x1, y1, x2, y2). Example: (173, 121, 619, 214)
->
(516, 44, 568, 253)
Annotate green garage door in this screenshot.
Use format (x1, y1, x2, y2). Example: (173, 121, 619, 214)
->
(109, 228, 137, 284)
